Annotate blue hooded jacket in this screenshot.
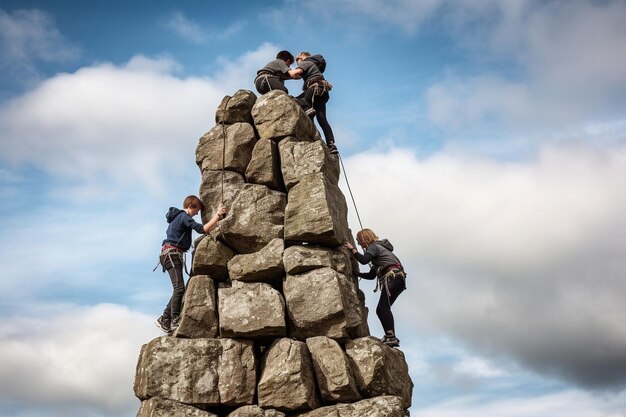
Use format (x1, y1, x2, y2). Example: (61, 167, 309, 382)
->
(161, 207, 204, 251)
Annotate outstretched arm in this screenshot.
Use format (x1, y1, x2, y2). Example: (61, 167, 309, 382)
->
(203, 205, 227, 233)
(343, 242, 374, 265)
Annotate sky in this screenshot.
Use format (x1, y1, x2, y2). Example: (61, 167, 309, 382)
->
(1, 0, 626, 416)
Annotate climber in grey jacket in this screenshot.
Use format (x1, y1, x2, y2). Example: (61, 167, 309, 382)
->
(344, 228, 406, 347)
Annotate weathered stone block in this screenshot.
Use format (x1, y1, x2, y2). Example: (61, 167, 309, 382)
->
(228, 238, 284, 283)
(191, 235, 235, 281)
(134, 337, 256, 407)
(227, 405, 286, 417)
(196, 122, 256, 175)
(199, 169, 246, 224)
(283, 244, 353, 278)
(305, 336, 361, 403)
(174, 275, 218, 339)
(345, 337, 413, 409)
(278, 137, 340, 191)
(258, 338, 320, 412)
(218, 281, 286, 338)
(293, 395, 405, 417)
(283, 267, 367, 339)
(251, 90, 316, 141)
(284, 173, 350, 246)
(137, 397, 218, 417)
(219, 184, 286, 254)
(215, 90, 257, 125)
(246, 138, 285, 192)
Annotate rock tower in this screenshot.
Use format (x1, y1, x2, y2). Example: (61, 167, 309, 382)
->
(133, 90, 414, 416)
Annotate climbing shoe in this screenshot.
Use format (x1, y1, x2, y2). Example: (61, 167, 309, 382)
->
(170, 316, 181, 335)
(155, 316, 171, 335)
(382, 335, 400, 347)
(305, 107, 316, 117)
(327, 142, 338, 154)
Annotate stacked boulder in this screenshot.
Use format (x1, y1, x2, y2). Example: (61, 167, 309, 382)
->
(133, 90, 413, 417)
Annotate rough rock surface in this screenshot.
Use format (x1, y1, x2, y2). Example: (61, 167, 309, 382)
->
(215, 89, 257, 125)
(246, 138, 285, 192)
(218, 280, 286, 338)
(174, 275, 218, 338)
(219, 184, 286, 254)
(134, 337, 256, 407)
(196, 122, 256, 175)
(283, 244, 355, 278)
(199, 169, 246, 224)
(305, 336, 361, 403)
(284, 173, 350, 246)
(258, 338, 320, 411)
(283, 267, 367, 339)
(293, 395, 405, 417)
(137, 397, 218, 417)
(345, 337, 413, 409)
(191, 235, 235, 281)
(227, 405, 286, 417)
(228, 238, 285, 283)
(278, 136, 340, 191)
(251, 90, 316, 141)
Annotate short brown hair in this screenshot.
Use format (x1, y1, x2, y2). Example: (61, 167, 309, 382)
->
(356, 228, 378, 248)
(182, 195, 204, 210)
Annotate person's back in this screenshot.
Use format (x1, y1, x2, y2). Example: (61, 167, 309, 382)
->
(255, 50, 295, 94)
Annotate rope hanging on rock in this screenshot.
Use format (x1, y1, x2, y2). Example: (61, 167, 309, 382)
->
(338, 152, 364, 232)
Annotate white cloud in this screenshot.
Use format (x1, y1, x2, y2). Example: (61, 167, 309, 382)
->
(416, 389, 626, 417)
(341, 142, 626, 388)
(0, 304, 158, 417)
(0, 8, 79, 82)
(0, 45, 277, 194)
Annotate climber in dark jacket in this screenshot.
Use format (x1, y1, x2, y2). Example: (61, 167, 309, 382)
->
(155, 195, 226, 335)
(344, 228, 406, 347)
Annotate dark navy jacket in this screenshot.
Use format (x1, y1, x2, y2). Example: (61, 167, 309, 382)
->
(161, 207, 204, 251)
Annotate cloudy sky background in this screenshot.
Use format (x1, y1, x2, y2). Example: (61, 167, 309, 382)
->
(1, 0, 626, 416)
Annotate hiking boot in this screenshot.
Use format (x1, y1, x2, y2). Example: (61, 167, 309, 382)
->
(382, 335, 400, 347)
(170, 316, 181, 335)
(155, 316, 171, 335)
(327, 142, 338, 154)
(305, 107, 316, 117)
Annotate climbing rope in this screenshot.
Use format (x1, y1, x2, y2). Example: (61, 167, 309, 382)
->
(217, 95, 232, 241)
(338, 152, 364, 231)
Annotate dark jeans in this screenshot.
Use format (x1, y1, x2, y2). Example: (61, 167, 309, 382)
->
(160, 252, 185, 321)
(255, 75, 288, 95)
(376, 275, 406, 333)
(296, 88, 335, 144)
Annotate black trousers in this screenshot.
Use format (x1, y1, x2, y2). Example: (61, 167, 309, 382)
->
(255, 75, 288, 95)
(296, 88, 335, 144)
(160, 252, 185, 320)
(376, 275, 405, 333)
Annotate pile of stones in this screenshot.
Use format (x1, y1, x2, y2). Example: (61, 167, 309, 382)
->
(133, 90, 413, 417)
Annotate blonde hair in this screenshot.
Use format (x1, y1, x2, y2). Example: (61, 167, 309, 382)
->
(356, 228, 378, 248)
(296, 51, 311, 62)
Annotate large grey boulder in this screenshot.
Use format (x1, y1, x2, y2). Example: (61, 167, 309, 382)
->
(228, 238, 285, 283)
(258, 338, 320, 412)
(283, 267, 367, 339)
(218, 280, 286, 338)
(283, 244, 355, 278)
(246, 138, 285, 192)
(284, 173, 350, 246)
(137, 397, 218, 417)
(251, 90, 316, 141)
(293, 396, 405, 417)
(278, 137, 340, 191)
(191, 235, 235, 281)
(199, 169, 246, 224)
(215, 89, 257, 125)
(174, 275, 218, 339)
(196, 122, 256, 175)
(227, 405, 286, 417)
(134, 337, 256, 407)
(219, 184, 286, 254)
(305, 336, 361, 403)
(345, 337, 413, 409)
